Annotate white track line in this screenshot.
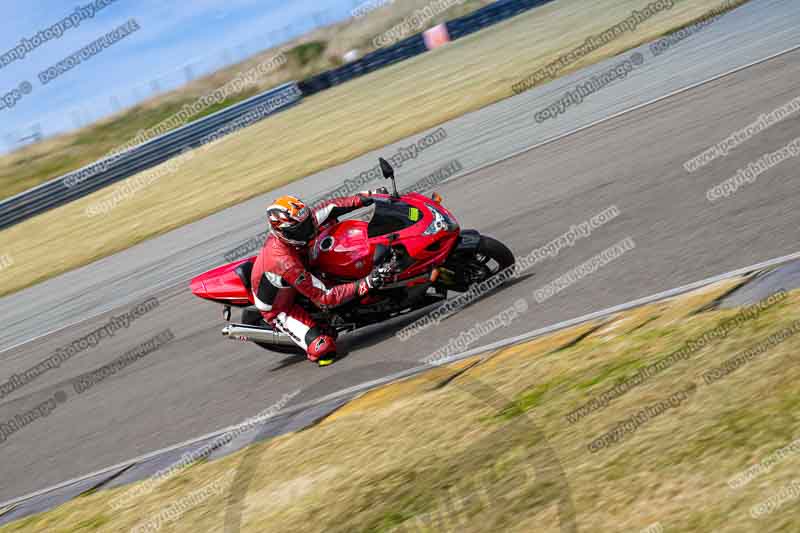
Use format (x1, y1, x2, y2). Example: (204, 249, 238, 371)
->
(2, 249, 799, 511)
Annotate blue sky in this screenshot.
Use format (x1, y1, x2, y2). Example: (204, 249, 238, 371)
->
(0, 0, 362, 150)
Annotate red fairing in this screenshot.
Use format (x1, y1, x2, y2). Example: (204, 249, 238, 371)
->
(388, 193, 460, 280)
(310, 220, 373, 280)
(190, 257, 254, 306)
(192, 191, 462, 309)
(309, 193, 460, 282)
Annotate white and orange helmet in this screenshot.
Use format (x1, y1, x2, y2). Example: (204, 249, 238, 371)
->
(267, 195, 316, 246)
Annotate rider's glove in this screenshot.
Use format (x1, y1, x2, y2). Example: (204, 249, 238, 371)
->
(357, 263, 394, 296)
(356, 274, 378, 297)
(374, 261, 397, 285)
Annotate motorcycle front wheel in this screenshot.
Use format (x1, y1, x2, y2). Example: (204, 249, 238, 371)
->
(438, 235, 515, 292)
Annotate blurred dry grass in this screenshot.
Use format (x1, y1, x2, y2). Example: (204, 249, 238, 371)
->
(0, 0, 749, 297)
(6, 279, 800, 532)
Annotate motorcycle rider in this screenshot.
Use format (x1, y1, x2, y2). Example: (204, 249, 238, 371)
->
(250, 192, 392, 366)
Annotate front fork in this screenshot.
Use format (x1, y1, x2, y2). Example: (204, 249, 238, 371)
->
(437, 230, 482, 292)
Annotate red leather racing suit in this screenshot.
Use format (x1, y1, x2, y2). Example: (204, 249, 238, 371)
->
(250, 195, 372, 361)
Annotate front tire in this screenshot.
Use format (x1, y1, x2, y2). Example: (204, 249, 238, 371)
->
(439, 235, 515, 292)
(476, 236, 515, 274)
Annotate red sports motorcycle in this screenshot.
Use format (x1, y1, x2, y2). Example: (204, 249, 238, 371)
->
(190, 158, 515, 354)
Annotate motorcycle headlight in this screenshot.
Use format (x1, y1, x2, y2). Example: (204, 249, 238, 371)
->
(422, 204, 457, 236)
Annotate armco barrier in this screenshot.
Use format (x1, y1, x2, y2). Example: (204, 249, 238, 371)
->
(300, 0, 555, 96)
(0, 83, 302, 230)
(0, 0, 555, 230)
(447, 0, 554, 40)
(299, 34, 427, 96)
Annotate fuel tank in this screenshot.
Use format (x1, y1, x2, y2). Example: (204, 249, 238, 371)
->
(309, 220, 373, 280)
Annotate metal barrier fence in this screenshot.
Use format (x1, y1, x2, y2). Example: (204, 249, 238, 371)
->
(301, 0, 554, 95)
(0, 83, 302, 230)
(0, 0, 554, 230)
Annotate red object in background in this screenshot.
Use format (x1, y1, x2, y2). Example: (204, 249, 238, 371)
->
(423, 24, 451, 50)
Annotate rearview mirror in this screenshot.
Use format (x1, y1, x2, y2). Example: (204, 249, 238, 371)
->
(379, 157, 394, 179)
(378, 157, 400, 199)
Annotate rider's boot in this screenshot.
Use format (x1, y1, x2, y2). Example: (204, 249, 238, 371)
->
(306, 328, 338, 367)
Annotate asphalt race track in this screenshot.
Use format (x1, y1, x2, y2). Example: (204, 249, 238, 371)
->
(1, 0, 799, 504)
